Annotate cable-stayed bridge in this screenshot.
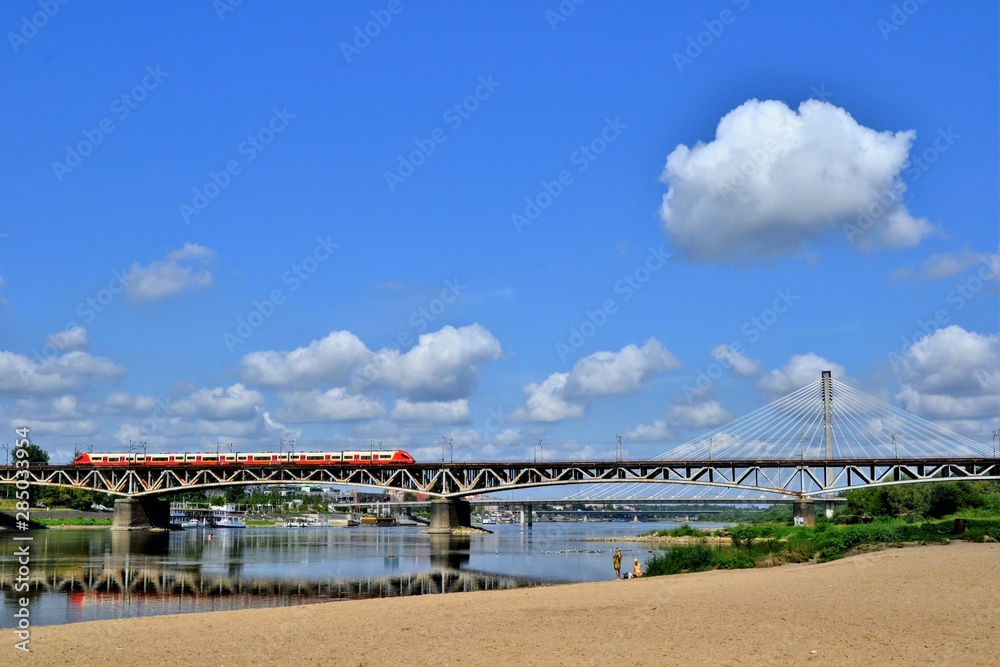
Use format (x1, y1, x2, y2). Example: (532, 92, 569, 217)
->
(565, 370, 996, 504)
(2, 373, 996, 530)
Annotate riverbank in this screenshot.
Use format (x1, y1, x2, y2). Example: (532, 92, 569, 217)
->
(586, 534, 731, 545)
(20, 542, 998, 666)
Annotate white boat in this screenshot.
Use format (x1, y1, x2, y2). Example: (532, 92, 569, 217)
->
(212, 505, 247, 528)
(180, 519, 202, 529)
(214, 515, 246, 528)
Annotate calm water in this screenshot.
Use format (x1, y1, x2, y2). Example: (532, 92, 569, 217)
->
(0, 521, 724, 626)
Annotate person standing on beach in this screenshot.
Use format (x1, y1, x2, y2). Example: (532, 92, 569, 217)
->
(613, 548, 622, 580)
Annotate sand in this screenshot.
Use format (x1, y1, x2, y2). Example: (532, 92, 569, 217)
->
(15, 542, 999, 666)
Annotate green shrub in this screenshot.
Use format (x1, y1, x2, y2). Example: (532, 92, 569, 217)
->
(641, 524, 712, 538)
(645, 543, 716, 576)
(714, 550, 756, 569)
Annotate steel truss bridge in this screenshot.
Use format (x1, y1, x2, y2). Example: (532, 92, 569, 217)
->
(2, 373, 996, 503)
(2, 456, 998, 501)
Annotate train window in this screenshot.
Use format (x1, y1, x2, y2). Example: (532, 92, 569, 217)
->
(379, 454, 391, 460)
(306, 455, 324, 461)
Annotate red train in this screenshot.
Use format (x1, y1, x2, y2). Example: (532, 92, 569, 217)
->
(72, 450, 416, 467)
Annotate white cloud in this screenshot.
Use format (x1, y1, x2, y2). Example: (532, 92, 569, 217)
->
(565, 339, 680, 396)
(16, 418, 98, 437)
(890, 245, 999, 282)
(894, 326, 1000, 420)
(4, 395, 98, 437)
(0, 350, 124, 395)
(169, 383, 264, 421)
(710, 344, 761, 378)
(512, 373, 585, 423)
(379, 324, 502, 401)
(514, 339, 679, 422)
(667, 400, 731, 428)
(624, 418, 671, 441)
(438, 426, 531, 461)
(239, 324, 502, 404)
(44, 326, 89, 352)
(100, 391, 158, 414)
(113, 409, 299, 448)
(757, 353, 848, 395)
(660, 99, 934, 263)
(390, 398, 471, 424)
(125, 243, 214, 302)
(239, 330, 374, 389)
(276, 389, 386, 423)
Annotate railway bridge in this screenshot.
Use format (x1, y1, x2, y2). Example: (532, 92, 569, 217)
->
(2, 373, 996, 531)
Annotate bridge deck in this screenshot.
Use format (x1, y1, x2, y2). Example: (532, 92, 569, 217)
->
(1, 457, 997, 500)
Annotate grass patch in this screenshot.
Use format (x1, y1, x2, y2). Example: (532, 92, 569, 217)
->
(643, 515, 999, 577)
(640, 524, 714, 538)
(34, 517, 113, 527)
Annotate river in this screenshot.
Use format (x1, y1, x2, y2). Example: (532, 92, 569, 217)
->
(0, 521, 726, 627)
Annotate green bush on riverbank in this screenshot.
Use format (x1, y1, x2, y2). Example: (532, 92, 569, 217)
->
(644, 517, 1000, 577)
(643, 481, 1000, 578)
(34, 517, 113, 527)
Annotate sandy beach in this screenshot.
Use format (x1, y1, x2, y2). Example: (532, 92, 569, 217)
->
(15, 542, 999, 666)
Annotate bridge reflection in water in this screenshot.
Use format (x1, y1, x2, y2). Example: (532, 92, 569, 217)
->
(0, 531, 547, 620)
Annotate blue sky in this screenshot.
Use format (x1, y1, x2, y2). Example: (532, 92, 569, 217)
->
(1, 1, 997, 464)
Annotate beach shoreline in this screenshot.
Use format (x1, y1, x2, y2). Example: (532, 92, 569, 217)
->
(15, 541, 998, 666)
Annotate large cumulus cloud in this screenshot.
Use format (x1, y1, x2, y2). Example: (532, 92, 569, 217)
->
(894, 326, 1000, 421)
(513, 339, 680, 422)
(660, 99, 934, 263)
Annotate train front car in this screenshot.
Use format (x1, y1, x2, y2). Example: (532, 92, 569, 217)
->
(72, 452, 94, 466)
(391, 450, 415, 464)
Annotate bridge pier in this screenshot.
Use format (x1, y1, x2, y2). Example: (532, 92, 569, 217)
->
(112, 497, 171, 531)
(520, 503, 533, 528)
(427, 498, 475, 534)
(792, 498, 816, 527)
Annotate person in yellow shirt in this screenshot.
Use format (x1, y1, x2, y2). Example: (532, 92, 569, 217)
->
(632, 558, 642, 578)
(613, 548, 622, 580)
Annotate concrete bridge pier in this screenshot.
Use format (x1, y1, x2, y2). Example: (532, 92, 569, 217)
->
(427, 498, 473, 534)
(520, 503, 533, 528)
(792, 498, 816, 527)
(112, 497, 171, 531)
